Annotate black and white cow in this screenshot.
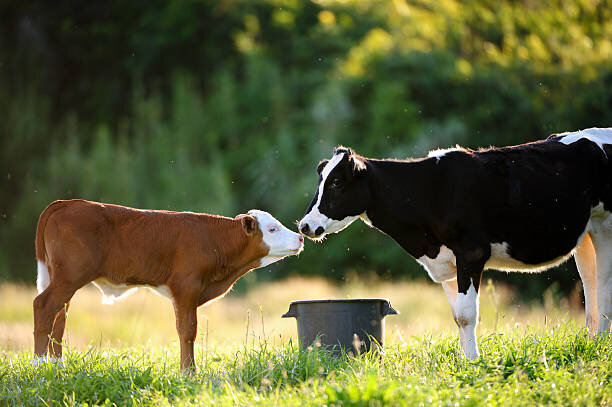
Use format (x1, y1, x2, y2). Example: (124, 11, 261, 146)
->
(298, 128, 612, 359)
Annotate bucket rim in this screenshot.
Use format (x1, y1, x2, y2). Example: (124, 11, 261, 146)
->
(282, 298, 399, 318)
(287, 298, 393, 305)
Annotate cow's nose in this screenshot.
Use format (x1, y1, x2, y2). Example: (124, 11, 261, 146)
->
(315, 226, 324, 236)
(300, 224, 311, 235)
(298, 235, 304, 244)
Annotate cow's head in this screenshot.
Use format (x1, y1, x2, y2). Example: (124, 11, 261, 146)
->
(298, 147, 370, 240)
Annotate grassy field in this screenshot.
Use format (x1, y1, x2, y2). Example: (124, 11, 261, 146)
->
(1, 277, 610, 406)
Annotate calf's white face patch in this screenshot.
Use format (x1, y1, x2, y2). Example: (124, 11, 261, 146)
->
(248, 209, 304, 267)
(299, 152, 362, 238)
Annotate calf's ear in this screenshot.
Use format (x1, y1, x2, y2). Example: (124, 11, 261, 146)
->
(237, 214, 258, 236)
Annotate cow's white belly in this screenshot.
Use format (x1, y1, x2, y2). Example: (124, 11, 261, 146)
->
(417, 242, 574, 282)
(485, 205, 609, 272)
(92, 278, 173, 305)
(484, 242, 572, 272)
(418, 204, 610, 282)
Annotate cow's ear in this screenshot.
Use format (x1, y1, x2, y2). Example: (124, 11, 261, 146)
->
(317, 159, 329, 175)
(237, 215, 258, 236)
(350, 156, 367, 177)
(333, 145, 351, 156)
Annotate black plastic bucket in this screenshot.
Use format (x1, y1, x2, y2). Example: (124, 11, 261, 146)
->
(282, 299, 399, 354)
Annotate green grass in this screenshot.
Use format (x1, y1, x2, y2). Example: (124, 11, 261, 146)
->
(0, 279, 608, 405)
(1, 324, 610, 406)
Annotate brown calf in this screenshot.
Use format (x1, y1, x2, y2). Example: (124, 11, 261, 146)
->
(34, 199, 303, 370)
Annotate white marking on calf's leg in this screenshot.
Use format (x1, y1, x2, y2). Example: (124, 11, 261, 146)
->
(455, 282, 480, 359)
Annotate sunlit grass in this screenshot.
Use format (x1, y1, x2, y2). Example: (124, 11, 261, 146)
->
(0, 276, 584, 352)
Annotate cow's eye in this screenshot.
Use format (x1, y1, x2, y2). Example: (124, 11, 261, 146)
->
(268, 226, 279, 233)
(330, 179, 343, 189)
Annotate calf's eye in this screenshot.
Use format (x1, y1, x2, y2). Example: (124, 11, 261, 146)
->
(268, 226, 279, 233)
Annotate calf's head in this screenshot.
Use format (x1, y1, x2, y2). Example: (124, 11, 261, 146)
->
(299, 147, 370, 240)
(243, 209, 304, 267)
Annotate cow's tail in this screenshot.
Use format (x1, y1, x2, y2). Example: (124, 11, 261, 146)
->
(35, 200, 70, 293)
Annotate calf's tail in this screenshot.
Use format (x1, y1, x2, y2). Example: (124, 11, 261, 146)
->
(35, 200, 71, 293)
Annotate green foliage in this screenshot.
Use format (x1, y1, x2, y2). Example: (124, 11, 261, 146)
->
(1, 0, 611, 293)
(1, 325, 610, 405)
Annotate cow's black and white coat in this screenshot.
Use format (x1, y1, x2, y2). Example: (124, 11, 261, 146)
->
(299, 128, 612, 359)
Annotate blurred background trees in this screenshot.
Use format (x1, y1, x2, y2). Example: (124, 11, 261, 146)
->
(1, 0, 610, 297)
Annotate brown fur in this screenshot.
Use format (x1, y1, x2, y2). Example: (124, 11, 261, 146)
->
(33, 199, 270, 371)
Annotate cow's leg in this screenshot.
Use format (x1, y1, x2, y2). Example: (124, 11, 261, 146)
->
(33, 284, 76, 359)
(455, 249, 487, 360)
(590, 219, 612, 334)
(49, 300, 71, 359)
(574, 233, 598, 335)
(171, 291, 199, 372)
(441, 279, 468, 351)
(455, 282, 480, 359)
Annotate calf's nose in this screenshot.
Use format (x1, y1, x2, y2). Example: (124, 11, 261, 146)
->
(298, 235, 304, 243)
(315, 226, 324, 236)
(300, 224, 311, 236)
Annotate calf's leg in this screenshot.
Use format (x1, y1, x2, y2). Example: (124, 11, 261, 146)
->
(574, 233, 598, 335)
(172, 294, 199, 372)
(49, 301, 71, 359)
(33, 285, 75, 359)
